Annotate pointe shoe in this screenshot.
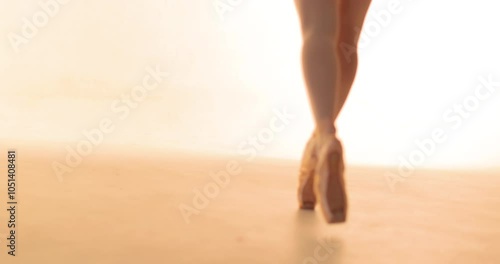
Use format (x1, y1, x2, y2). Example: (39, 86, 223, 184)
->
(314, 135, 347, 223)
(297, 134, 318, 210)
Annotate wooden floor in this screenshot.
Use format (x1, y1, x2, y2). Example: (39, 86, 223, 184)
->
(0, 144, 499, 264)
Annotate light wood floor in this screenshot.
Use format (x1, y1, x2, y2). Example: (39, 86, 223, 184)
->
(0, 144, 499, 264)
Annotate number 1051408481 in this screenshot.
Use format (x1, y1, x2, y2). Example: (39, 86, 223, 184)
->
(7, 150, 17, 257)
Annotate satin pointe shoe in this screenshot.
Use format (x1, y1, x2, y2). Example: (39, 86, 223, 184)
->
(314, 134, 347, 223)
(297, 134, 318, 210)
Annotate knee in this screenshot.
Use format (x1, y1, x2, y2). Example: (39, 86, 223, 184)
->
(302, 31, 338, 50)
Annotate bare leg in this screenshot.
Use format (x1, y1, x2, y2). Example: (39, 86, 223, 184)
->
(295, 0, 340, 213)
(334, 0, 372, 119)
(295, 0, 372, 129)
(295, 0, 372, 223)
(294, 0, 340, 136)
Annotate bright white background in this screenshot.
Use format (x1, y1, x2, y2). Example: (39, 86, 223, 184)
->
(0, 0, 499, 169)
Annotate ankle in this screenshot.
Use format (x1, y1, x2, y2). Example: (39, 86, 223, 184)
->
(314, 120, 336, 137)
